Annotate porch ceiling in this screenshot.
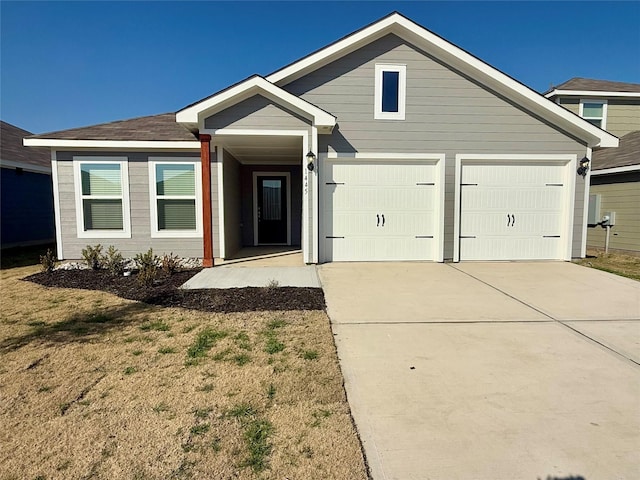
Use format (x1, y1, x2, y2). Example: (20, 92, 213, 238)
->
(217, 134, 303, 164)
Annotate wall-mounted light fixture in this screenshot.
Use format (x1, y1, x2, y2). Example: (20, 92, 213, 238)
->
(577, 157, 590, 177)
(306, 151, 316, 171)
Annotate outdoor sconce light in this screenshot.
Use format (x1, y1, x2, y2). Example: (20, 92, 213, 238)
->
(306, 151, 316, 171)
(577, 157, 590, 177)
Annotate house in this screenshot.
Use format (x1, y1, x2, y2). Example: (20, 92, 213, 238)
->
(24, 12, 618, 265)
(1, 121, 55, 249)
(546, 78, 640, 254)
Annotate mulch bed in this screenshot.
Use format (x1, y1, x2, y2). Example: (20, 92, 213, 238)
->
(25, 269, 326, 313)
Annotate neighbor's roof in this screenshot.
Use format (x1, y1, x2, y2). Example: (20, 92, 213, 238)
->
(592, 130, 640, 171)
(545, 78, 640, 97)
(0, 121, 51, 170)
(27, 113, 198, 142)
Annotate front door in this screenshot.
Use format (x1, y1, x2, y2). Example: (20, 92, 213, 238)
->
(256, 175, 288, 244)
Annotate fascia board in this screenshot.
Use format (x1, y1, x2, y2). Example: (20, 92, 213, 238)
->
(546, 89, 640, 99)
(23, 139, 201, 149)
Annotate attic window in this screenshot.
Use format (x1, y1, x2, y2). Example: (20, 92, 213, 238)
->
(375, 64, 406, 120)
(580, 100, 607, 129)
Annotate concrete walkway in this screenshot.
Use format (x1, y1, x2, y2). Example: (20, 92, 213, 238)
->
(182, 265, 320, 289)
(319, 262, 640, 480)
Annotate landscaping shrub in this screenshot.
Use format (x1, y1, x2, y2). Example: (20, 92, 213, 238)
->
(134, 248, 159, 286)
(39, 249, 57, 273)
(81, 244, 104, 270)
(104, 246, 125, 276)
(161, 252, 180, 275)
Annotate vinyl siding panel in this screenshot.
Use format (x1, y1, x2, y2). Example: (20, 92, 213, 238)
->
(222, 150, 242, 258)
(204, 94, 311, 130)
(587, 173, 640, 253)
(559, 98, 580, 115)
(55, 150, 216, 260)
(606, 100, 640, 138)
(284, 34, 588, 259)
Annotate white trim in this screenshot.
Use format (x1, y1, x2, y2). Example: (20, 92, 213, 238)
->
(265, 13, 617, 148)
(453, 154, 577, 262)
(252, 172, 292, 246)
(147, 157, 202, 238)
(216, 146, 226, 259)
(579, 99, 608, 130)
(311, 127, 319, 264)
(302, 133, 310, 263)
(72, 156, 131, 239)
(176, 76, 336, 129)
(545, 89, 640, 99)
(374, 64, 406, 120)
(580, 147, 592, 258)
(591, 164, 640, 175)
(203, 128, 309, 138)
(318, 152, 445, 263)
(50, 151, 64, 260)
(0, 159, 51, 174)
(24, 139, 201, 149)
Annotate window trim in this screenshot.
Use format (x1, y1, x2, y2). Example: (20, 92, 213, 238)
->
(148, 157, 202, 238)
(73, 157, 131, 238)
(579, 99, 608, 130)
(374, 64, 406, 120)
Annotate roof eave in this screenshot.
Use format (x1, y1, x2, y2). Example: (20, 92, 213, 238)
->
(23, 139, 201, 149)
(545, 89, 640, 99)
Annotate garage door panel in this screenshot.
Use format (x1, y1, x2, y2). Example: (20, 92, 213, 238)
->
(323, 160, 440, 262)
(459, 161, 568, 261)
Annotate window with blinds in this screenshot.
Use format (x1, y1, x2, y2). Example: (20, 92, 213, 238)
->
(151, 161, 200, 236)
(80, 163, 124, 230)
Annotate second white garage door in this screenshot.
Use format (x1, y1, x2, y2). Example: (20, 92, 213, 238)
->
(321, 158, 443, 262)
(457, 160, 572, 261)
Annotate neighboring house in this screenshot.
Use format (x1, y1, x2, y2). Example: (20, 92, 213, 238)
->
(24, 12, 617, 265)
(546, 78, 640, 254)
(1, 121, 55, 249)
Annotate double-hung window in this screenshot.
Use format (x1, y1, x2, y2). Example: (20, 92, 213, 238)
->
(374, 64, 406, 120)
(149, 158, 202, 238)
(73, 157, 131, 238)
(579, 100, 607, 129)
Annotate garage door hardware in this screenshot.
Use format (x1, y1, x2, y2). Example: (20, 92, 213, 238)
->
(507, 214, 516, 227)
(325, 182, 345, 185)
(460, 236, 476, 239)
(325, 236, 345, 239)
(376, 214, 385, 227)
(543, 235, 561, 238)
(415, 235, 434, 238)
(416, 182, 435, 186)
(461, 183, 478, 186)
(545, 183, 564, 186)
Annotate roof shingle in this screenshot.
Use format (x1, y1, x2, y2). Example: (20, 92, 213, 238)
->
(592, 131, 640, 170)
(548, 77, 640, 94)
(27, 113, 198, 142)
(1, 121, 51, 168)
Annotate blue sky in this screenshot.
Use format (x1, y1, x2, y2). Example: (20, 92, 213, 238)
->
(1, 1, 639, 134)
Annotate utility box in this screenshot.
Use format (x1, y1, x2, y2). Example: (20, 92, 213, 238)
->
(588, 194, 601, 225)
(602, 211, 616, 226)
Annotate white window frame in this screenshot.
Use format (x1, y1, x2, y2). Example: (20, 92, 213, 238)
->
(73, 157, 131, 238)
(148, 157, 202, 238)
(374, 64, 406, 120)
(579, 99, 608, 130)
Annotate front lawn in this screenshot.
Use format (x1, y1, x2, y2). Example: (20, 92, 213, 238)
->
(0, 265, 368, 479)
(575, 249, 640, 281)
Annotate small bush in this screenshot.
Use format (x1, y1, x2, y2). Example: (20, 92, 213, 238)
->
(265, 279, 280, 289)
(104, 245, 125, 276)
(161, 252, 180, 275)
(81, 244, 104, 270)
(39, 248, 57, 273)
(135, 248, 159, 286)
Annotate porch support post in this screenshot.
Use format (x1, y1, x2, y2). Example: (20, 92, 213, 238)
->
(200, 134, 214, 267)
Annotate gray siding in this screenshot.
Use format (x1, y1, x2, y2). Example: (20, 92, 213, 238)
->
(284, 34, 588, 259)
(55, 150, 219, 260)
(222, 150, 242, 258)
(559, 98, 580, 115)
(587, 172, 640, 254)
(204, 94, 311, 130)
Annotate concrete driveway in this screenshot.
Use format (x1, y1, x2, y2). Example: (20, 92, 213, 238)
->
(318, 262, 640, 480)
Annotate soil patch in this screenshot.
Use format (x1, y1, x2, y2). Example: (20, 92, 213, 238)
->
(25, 269, 326, 312)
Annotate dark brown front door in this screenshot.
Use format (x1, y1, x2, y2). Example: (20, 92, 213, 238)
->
(257, 176, 287, 244)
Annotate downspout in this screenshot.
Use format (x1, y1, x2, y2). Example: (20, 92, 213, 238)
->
(200, 134, 214, 267)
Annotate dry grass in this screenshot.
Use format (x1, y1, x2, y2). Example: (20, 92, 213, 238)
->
(0, 265, 368, 480)
(575, 249, 640, 281)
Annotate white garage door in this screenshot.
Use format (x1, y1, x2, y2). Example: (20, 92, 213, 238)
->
(459, 162, 569, 261)
(322, 159, 441, 262)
